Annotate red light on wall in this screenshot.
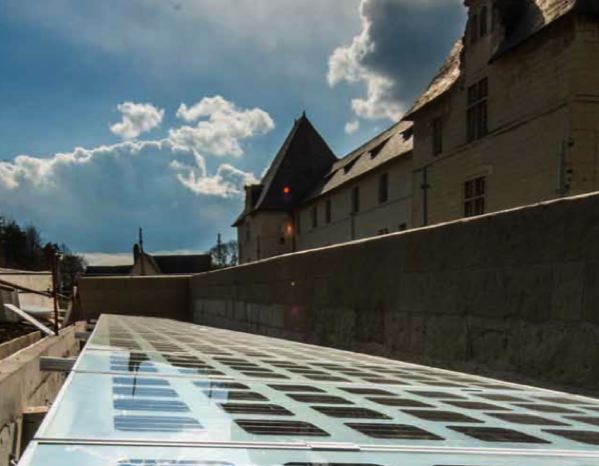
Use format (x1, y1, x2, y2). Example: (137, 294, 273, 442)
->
(283, 186, 291, 195)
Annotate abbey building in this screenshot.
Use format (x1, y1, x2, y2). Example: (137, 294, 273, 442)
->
(235, 0, 599, 264)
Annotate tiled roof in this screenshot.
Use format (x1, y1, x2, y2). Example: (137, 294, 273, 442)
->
(85, 254, 211, 275)
(404, 39, 463, 118)
(84, 265, 133, 276)
(152, 254, 211, 274)
(305, 121, 413, 202)
(253, 114, 337, 211)
(493, 0, 578, 58)
(233, 114, 337, 225)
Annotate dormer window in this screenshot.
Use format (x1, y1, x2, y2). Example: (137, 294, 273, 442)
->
(470, 13, 479, 43)
(470, 4, 489, 44)
(480, 7, 488, 37)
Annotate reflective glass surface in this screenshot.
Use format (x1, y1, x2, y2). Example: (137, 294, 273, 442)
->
(20, 443, 599, 466)
(20, 315, 599, 465)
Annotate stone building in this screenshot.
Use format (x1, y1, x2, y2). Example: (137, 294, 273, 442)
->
(409, 0, 599, 227)
(235, 0, 599, 264)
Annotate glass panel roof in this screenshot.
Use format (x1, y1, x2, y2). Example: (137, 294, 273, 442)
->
(19, 443, 598, 466)
(20, 314, 599, 465)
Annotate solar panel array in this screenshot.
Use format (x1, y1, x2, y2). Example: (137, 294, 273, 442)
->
(19, 314, 599, 465)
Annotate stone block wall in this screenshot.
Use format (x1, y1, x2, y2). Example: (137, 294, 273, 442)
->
(190, 192, 599, 394)
(78, 275, 190, 322)
(0, 325, 80, 466)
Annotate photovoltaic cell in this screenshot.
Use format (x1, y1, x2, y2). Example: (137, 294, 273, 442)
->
(18, 314, 599, 466)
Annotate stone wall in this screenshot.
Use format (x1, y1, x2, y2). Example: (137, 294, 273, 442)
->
(191, 192, 599, 394)
(78, 275, 190, 321)
(0, 325, 80, 466)
(238, 211, 294, 264)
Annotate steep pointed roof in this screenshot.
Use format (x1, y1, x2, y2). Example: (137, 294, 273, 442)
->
(254, 114, 337, 210)
(234, 114, 337, 226)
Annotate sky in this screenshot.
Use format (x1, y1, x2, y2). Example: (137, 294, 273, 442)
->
(0, 0, 465, 264)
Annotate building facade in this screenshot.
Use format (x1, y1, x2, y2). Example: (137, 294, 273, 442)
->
(235, 0, 599, 264)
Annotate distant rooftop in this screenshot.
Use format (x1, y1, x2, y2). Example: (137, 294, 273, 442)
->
(85, 245, 211, 276)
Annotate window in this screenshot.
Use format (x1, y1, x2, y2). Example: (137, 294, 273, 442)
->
(470, 13, 478, 43)
(464, 176, 486, 217)
(351, 186, 360, 214)
(480, 7, 488, 37)
(325, 199, 332, 224)
(432, 117, 443, 155)
(369, 137, 390, 159)
(467, 78, 488, 142)
(378, 173, 389, 204)
(311, 206, 318, 229)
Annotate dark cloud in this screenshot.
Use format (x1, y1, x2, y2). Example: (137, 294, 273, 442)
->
(363, 0, 465, 103)
(329, 0, 466, 120)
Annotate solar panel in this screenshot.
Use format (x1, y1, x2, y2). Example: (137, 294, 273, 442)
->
(18, 314, 599, 466)
(20, 443, 599, 466)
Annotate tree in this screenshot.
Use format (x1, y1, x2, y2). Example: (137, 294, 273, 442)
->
(209, 238, 238, 269)
(0, 215, 86, 295)
(0, 219, 44, 270)
(54, 243, 87, 295)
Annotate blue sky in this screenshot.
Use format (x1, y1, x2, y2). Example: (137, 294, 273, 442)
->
(0, 0, 465, 263)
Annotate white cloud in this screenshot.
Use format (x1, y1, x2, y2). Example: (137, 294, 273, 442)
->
(82, 252, 133, 266)
(344, 120, 360, 135)
(176, 95, 233, 122)
(327, 1, 403, 122)
(170, 153, 258, 198)
(110, 102, 164, 139)
(1, 96, 272, 197)
(0, 95, 274, 251)
(170, 95, 274, 157)
(327, 0, 464, 124)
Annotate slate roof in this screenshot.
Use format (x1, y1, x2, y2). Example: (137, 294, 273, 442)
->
(493, 0, 578, 58)
(405, 0, 585, 118)
(84, 265, 133, 276)
(404, 39, 463, 118)
(305, 121, 413, 202)
(233, 114, 337, 225)
(255, 114, 337, 210)
(152, 254, 211, 274)
(85, 254, 211, 276)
